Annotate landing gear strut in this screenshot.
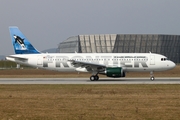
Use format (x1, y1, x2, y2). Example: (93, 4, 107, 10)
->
(90, 75, 99, 81)
(150, 71, 155, 81)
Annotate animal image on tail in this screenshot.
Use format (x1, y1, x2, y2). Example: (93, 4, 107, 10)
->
(9, 27, 40, 54)
(13, 35, 26, 49)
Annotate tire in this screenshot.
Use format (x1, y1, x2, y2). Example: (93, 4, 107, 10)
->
(90, 76, 95, 81)
(94, 76, 99, 81)
(150, 77, 155, 81)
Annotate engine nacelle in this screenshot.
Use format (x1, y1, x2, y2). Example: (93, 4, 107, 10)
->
(105, 67, 125, 78)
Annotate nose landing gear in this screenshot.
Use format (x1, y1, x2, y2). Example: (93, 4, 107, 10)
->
(150, 71, 155, 81)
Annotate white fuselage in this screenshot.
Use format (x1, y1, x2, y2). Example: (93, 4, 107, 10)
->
(6, 53, 176, 72)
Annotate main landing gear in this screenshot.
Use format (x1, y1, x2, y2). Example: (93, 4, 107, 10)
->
(150, 71, 155, 81)
(90, 75, 99, 81)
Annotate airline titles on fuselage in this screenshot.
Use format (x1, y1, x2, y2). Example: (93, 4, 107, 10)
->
(42, 55, 149, 68)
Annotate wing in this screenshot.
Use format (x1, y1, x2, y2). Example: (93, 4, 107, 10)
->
(68, 60, 106, 72)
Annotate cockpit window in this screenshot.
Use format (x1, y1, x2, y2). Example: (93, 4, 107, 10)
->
(161, 58, 167, 61)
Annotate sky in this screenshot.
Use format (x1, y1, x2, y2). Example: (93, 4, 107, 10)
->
(1, 0, 180, 55)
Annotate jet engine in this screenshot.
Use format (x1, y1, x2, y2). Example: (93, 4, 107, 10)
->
(105, 67, 125, 77)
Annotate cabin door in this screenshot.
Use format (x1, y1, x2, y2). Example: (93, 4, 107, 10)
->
(150, 55, 155, 65)
(37, 56, 43, 65)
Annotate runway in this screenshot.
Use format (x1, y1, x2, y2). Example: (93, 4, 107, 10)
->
(0, 77, 180, 84)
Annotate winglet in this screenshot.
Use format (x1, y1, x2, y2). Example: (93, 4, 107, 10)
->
(9, 26, 40, 54)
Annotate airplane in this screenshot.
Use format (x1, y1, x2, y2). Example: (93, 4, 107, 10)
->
(6, 26, 176, 81)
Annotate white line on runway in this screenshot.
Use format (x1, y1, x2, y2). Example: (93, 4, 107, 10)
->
(0, 77, 180, 84)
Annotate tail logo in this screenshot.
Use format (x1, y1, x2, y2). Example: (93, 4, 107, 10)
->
(13, 35, 26, 50)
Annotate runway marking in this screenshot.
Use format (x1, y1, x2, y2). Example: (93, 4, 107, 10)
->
(0, 78, 180, 84)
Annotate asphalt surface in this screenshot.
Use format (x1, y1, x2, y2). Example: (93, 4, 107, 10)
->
(0, 77, 180, 84)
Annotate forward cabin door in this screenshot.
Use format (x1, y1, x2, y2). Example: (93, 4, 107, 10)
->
(150, 55, 155, 65)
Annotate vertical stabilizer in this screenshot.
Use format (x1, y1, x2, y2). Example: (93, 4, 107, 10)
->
(9, 26, 40, 54)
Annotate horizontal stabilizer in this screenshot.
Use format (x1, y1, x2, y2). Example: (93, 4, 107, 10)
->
(6, 55, 28, 62)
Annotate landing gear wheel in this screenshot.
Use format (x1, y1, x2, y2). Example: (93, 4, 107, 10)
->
(94, 75, 99, 81)
(150, 76, 155, 81)
(90, 75, 95, 81)
(150, 71, 155, 81)
(90, 75, 99, 81)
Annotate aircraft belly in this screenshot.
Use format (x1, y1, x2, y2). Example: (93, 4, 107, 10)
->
(126, 67, 167, 72)
(56, 68, 76, 72)
(126, 68, 150, 72)
(40, 66, 76, 72)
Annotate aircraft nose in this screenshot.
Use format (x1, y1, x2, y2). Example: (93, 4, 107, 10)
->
(170, 61, 176, 69)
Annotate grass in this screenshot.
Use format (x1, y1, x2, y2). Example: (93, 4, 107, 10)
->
(0, 85, 180, 120)
(0, 66, 180, 119)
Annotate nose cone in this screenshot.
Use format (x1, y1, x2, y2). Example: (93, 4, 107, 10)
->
(169, 61, 176, 69)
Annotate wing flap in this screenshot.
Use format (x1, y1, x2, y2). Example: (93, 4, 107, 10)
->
(68, 60, 106, 72)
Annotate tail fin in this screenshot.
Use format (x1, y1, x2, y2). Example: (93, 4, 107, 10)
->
(9, 26, 40, 54)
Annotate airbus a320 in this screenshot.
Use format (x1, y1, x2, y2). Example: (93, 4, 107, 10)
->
(6, 27, 176, 81)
